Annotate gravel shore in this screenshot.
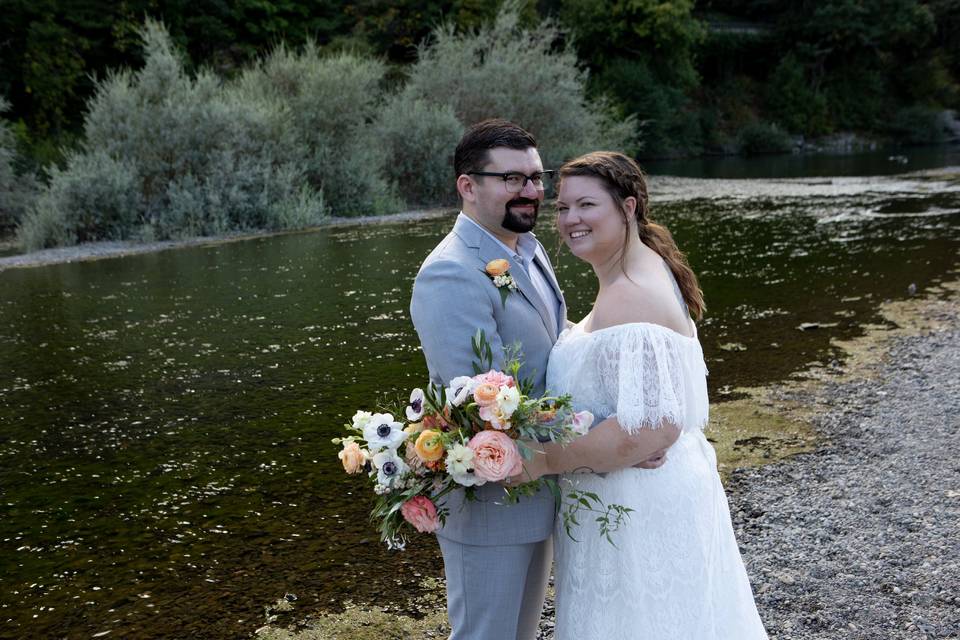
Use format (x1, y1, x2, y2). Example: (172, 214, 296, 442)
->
(727, 294, 960, 640)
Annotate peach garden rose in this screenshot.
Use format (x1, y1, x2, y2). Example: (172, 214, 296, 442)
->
(468, 430, 523, 482)
(338, 441, 368, 474)
(484, 258, 510, 277)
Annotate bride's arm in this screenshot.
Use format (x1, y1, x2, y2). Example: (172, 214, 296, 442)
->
(514, 416, 680, 482)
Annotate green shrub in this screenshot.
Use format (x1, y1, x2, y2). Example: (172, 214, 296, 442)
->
(236, 45, 398, 216)
(0, 97, 37, 236)
(19, 19, 325, 248)
(372, 96, 464, 206)
(822, 67, 890, 130)
(764, 53, 830, 136)
(399, 2, 638, 171)
(890, 106, 947, 145)
(736, 121, 793, 155)
(19, 150, 140, 249)
(594, 57, 702, 157)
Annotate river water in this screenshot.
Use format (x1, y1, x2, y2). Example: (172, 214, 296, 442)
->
(1, 159, 958, 638)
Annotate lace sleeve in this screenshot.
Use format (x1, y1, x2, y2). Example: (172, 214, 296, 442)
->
(599, 324, 701, 434)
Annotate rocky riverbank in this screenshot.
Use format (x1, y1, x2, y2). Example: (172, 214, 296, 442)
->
(727, 281, 959, 639)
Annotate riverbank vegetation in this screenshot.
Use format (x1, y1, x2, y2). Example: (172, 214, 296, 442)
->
(2, 0, 959, 247)
(9, 6, 635, 249)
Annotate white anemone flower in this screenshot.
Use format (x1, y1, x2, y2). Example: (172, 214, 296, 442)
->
(372, 449, 409, 488)
(450, 467, 485, 487)
(445, 376, 476, 407)
(406, 388, 425, 421)
(445, 443, 475, 476)
(363, 413, 407, 453)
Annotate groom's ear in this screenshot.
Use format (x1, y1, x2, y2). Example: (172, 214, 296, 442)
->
(456, 174, 477, 203)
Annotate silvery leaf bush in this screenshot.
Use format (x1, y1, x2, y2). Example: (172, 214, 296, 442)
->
(19, 19, 323, 249)
(0, 97, 37, 236)
(372, 96, 464, 207)
(18, 150, 142, 249)
(402, 1, 638, 171)
(237, 45, 398, 216)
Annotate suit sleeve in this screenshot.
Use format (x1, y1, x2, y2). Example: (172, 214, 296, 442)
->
(410, 258, 506, 386)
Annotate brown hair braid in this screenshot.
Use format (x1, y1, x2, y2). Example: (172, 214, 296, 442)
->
(558, 151, 705, 319)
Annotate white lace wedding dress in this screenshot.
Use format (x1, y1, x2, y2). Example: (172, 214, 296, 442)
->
(547, 320, 768, 640)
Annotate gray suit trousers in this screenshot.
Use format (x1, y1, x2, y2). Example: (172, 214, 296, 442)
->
(438, 535, 553, 640)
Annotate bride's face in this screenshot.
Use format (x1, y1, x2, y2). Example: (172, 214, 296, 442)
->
(556, 175, 633, 264)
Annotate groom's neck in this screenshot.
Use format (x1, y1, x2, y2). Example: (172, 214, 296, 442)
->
(463, 210, 519, 252)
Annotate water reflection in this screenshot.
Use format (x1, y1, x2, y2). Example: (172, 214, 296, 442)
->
(0, 171, 958, 638)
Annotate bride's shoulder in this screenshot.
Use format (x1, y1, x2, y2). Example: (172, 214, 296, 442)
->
(590, 279, 692, 337)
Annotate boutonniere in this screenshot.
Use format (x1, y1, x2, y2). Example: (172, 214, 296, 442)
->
(482, 259, 518, 308)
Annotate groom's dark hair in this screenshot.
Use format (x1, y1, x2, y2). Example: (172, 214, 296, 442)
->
(454, 119, 538, 178)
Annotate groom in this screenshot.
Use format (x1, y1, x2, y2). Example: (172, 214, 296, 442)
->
(410, 119, 567, 640)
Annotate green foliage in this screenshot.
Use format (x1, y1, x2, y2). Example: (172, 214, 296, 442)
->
(0, 98, 38, 236)
(889, 106, 948, 145)
(821, 67, 891, 130)
(402, 2, 638, 170)
(18, 150, 141, 249)
(559, 0, 705, 86)
(594, 57, 702, 157)
(372, 96, 464, 206)
(736, 121, 793, 155)
(764, 53, 830, 136)
(237, 45, 399, 215)
(18, 20, 326, 249)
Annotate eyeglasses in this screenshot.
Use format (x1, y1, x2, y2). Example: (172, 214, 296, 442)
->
(467, 170, 555, 193)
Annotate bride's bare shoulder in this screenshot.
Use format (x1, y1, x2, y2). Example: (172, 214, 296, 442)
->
(590, 278, 692, 336)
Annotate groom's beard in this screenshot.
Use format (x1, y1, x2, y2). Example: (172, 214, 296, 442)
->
(501, 197, 539, 233)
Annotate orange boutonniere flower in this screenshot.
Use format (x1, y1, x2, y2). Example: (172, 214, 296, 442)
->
(481, 259, 518, 308)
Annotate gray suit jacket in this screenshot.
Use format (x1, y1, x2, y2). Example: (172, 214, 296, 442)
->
(410, 214, 567, 546)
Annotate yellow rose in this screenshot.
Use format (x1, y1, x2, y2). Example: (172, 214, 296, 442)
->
(404, 422, 425, 436)
(414, 429, 445, 462)
(485, 259, 510, 277)
(338, 441, 367, 474)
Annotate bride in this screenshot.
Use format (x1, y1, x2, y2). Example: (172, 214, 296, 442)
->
(515, 151, 768, 639)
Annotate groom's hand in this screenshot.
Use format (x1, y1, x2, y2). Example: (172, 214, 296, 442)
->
(634, 449, 668, 469)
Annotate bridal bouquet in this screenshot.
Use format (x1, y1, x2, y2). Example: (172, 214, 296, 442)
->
(334, 330, 632, 549)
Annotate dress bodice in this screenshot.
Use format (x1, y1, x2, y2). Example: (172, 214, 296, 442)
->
(546, 321, 709, 433)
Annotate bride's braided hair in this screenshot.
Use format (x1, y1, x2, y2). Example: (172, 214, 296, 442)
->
(558, 151, 705, 319)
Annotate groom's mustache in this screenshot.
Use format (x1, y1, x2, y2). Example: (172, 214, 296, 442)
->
(506, 198, 539, 213)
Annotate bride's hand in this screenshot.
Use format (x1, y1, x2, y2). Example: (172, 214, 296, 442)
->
(633, 448, 668, 469)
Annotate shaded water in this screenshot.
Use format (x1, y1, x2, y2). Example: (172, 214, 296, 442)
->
(1, 170, 959, 638)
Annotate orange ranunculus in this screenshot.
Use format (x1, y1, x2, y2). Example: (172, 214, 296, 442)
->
(473, 383, 499, 406)
(414, 429, 444, 462)
(485, 259, 510, 277)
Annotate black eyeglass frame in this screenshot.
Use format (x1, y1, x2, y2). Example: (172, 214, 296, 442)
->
(466, 170, 556, 192)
